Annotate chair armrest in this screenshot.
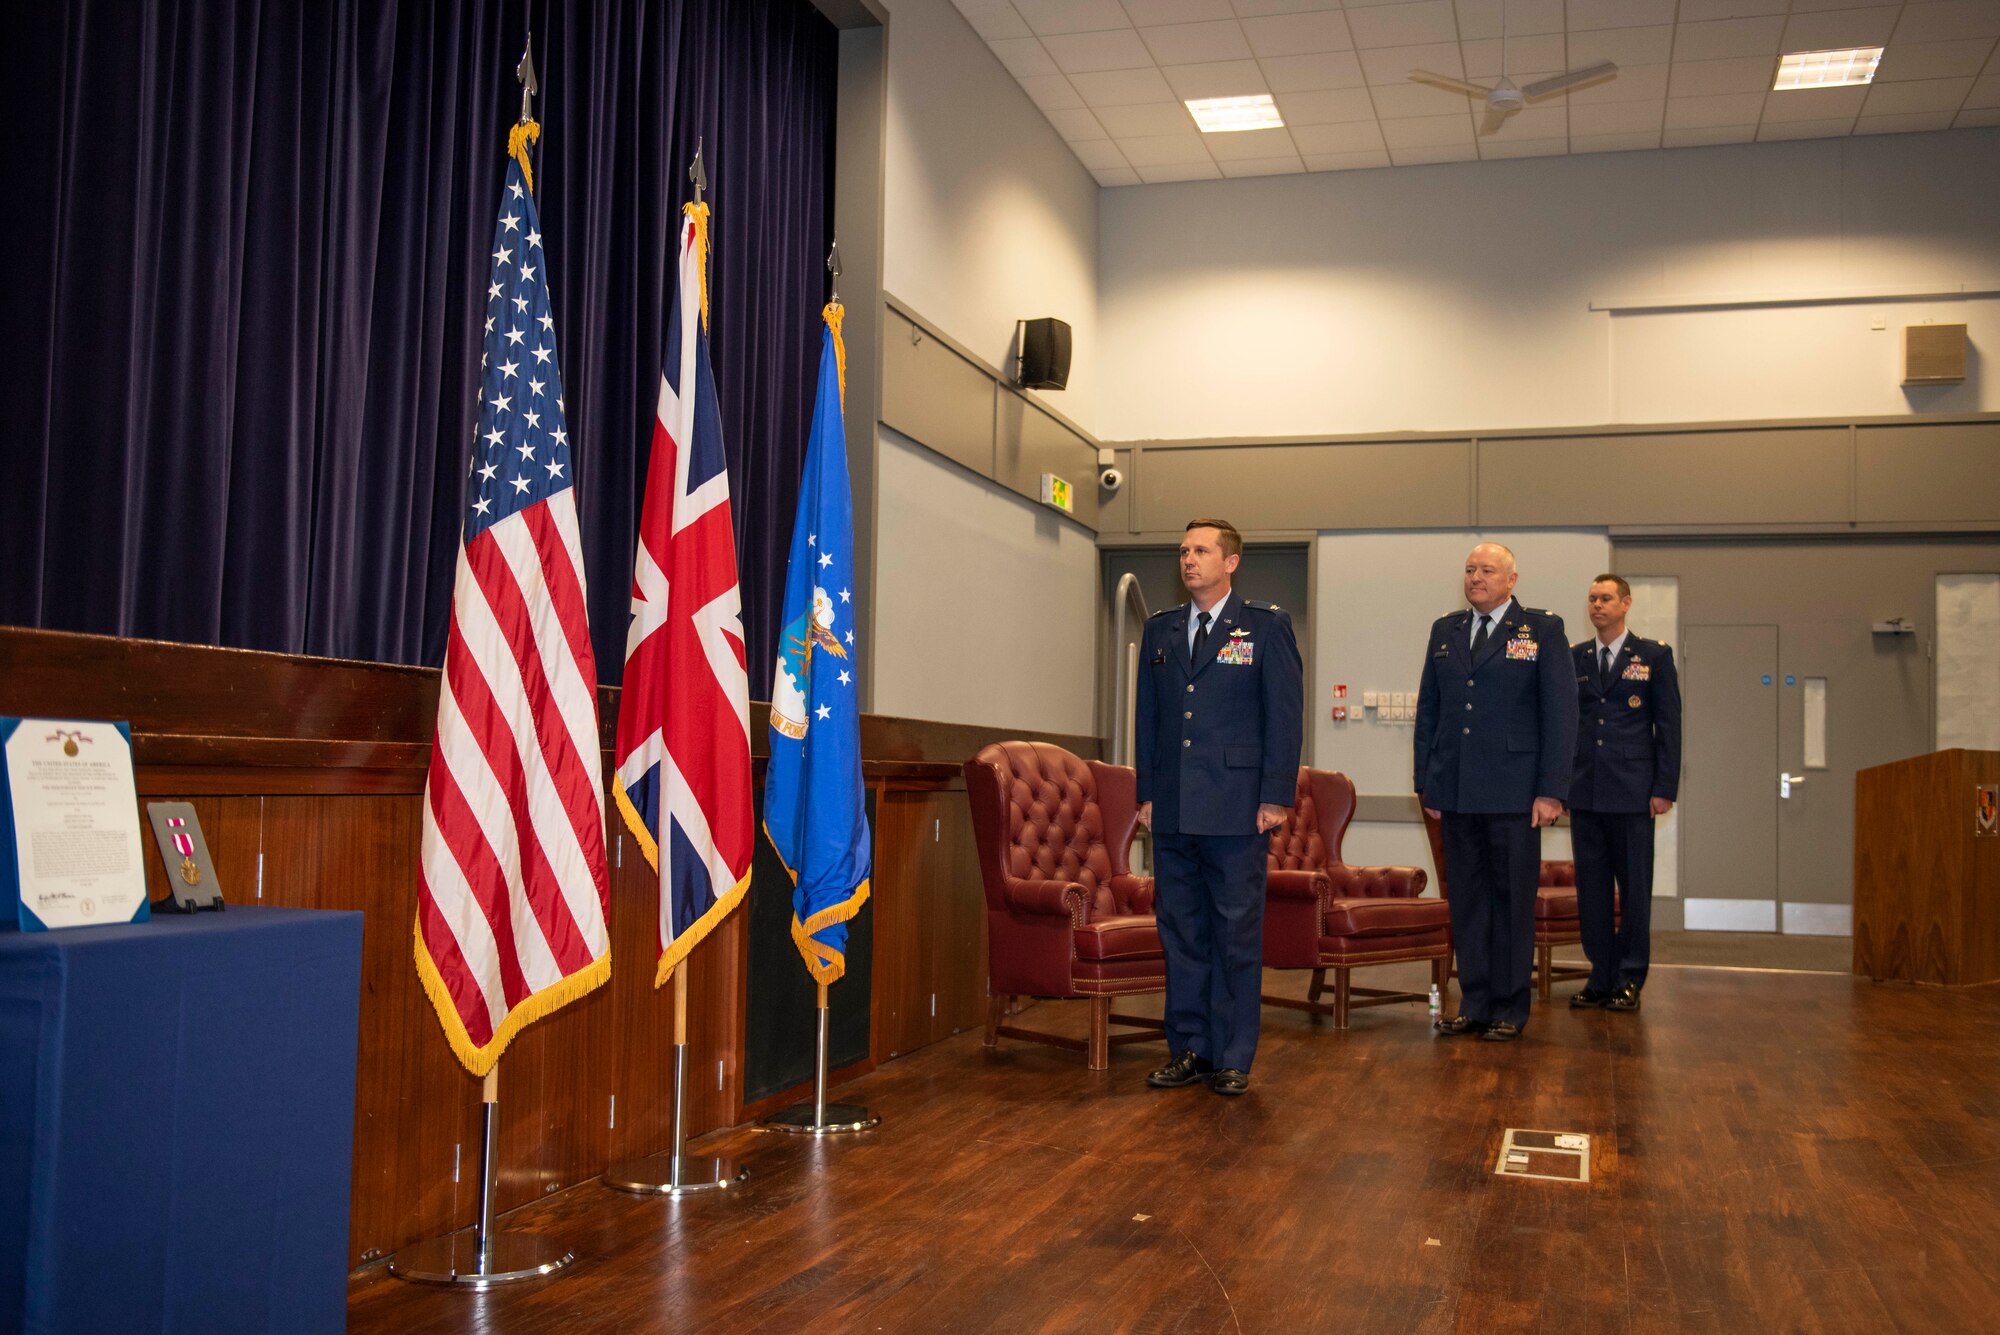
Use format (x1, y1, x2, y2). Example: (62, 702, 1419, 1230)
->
(1109, 873, 1154, 915)
(1005, 878, 1086, 922)
(1325, 864, 1428, 900)
(1265, 868, 1326, 902)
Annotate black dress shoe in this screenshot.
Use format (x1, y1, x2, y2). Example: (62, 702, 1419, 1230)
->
(1570, 988, 1612, 1009)
(1480, 1021, 1522, 1042)
(1146, 1051, 1215, 1088)
(1606, 981, 1641, 1012)
(1209, 1069, 1249, 1096)
(1434, 1014, 1487, 1036)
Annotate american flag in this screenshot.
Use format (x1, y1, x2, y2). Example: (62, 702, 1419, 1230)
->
(415, 151, 611, 1076)
(611, 201, 754, 986)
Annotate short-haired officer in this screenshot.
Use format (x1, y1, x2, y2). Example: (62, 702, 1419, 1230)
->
(1567, 574, 1681, 1013)
(1416, 543, 1577, 1041)
(1135, 519, 1304, 1096)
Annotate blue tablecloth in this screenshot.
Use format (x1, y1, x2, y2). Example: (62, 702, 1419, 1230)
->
(0, 907, 363, 1335)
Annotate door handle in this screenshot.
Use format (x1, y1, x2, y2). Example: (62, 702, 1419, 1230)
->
(1780, 772, 1807, 799)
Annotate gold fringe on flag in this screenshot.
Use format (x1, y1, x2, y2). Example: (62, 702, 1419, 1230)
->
(508, 120, 541, 195)
(685, 201, 712, 332)
(824, 301, 847, 405)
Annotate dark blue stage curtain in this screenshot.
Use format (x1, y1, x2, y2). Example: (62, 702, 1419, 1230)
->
(5, 0, 835, 683)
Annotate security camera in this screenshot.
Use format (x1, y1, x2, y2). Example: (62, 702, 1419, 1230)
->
(1099, 466, 1124, 492)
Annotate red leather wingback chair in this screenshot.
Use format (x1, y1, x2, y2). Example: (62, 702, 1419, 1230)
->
(964, 742, 1167, 1070)
(1261, 769, 1449, 1028)
(1419, 811, 1613, 999)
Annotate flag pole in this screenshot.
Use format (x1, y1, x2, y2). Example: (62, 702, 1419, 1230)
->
(392, 35, 586, 1285)
(604, 962, 747, 1194)
(390, 1057, 577, 1285)
(764, 978, 879, 1135)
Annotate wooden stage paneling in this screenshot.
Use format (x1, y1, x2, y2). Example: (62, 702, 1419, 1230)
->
(0, 627, 1089, 1268)
(349, 963, 2000, 1334)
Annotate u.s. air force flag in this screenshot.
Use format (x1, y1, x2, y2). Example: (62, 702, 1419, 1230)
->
(765, 304, 871, 984)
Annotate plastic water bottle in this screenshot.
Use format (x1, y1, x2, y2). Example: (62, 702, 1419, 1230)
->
(1428, 984, 1442, 1026)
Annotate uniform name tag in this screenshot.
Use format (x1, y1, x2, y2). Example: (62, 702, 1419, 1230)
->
(1622, 662, 1650, 681)
(1504, 639, 1538, 661)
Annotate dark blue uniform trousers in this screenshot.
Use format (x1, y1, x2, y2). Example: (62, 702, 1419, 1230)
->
(1441, 813, 1540, 1029)
(1571, 810, 1656, 991)
(1153, 831, 1268, 1073)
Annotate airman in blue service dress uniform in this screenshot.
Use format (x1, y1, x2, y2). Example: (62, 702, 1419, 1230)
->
(1136, 519, 1303, 1096)
(1567, 574, 1681, 1013)
(1415, 544, 1577, 1041)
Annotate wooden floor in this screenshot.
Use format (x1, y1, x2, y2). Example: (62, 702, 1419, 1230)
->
(349, 964, 2000, 1334)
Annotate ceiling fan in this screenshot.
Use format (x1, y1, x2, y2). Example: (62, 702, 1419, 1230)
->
(1408, 61, 1619, 136)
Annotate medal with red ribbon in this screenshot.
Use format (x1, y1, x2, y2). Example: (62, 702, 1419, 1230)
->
(167, 816, 202, 885)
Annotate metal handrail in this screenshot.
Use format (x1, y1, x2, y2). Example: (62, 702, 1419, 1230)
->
(1110, 573, 1150, 767)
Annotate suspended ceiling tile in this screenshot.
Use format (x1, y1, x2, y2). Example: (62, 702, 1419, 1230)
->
(1453, 0, 1567, 42)
(1673, 16, 1788, 63)
(1072, 66, 1179, 105)
(1359, 41, 1468, 85)
(1480, 135, 1570, 158)
(1011, 0, 1133, 38)
(1676, 0, 1791, 21)
(1854, 109, 1962, 134)
(1567, 0, 1679, 33)
(1567, 64, 1670, 104)
(1219, 155, 1310, 176)
(1462, 34, 1569, 79)
(1121, 0, 1238, 24)
(1069, 139, 1131, 171)
(1661, 123, 1759, 147)
(1567, 25, 1675, 68)
(1780, 6, 1901, 54)
(1201, 126, 1302, 160)
(1093, 164, 1143, 186)
(1968, 74, 2000, 108)
(1493, 104, 1569, 139)
(1018, 74, 1088, 110)
(1161, 60, 1271, 100)
(1118, 131, 1215, 165)
(1347, 1, 1461, 50)
(1044, 106, 1111, 141)
(1664, 91, 1770, 128)
(1260, 50, 1369, 91)
(1761, 85, 1870, 122)
(1289, 119, 1390, 154)
(1043, 28, 1156, 74)
(1756, 117, 1857, 141)
(1388, 142, 1482, 164)
(1375, 81, 1478, 119)
(1139, 20, 1255, 66)
(987, 38, 1059, 80)
(1892, 1, 2000, 46)
(1671, 55, 1787, 97)
(1301, 147, 1394, 172)
(1570, 129, 1666, 152)
(1876, 39, 1999, 83)
(952, 1, 1031, 42)
(1568, 97, 1666, 135)
(1275, 86, 1382, 125)
(1136, 160, 1224, 182)
(1095, 101, 1202, 137)
(1954, 106, 2000, 126)
(1381, 112, 1478, 148)
(1862, 75, 1978, 115)
(1240, 10, 1357, 59)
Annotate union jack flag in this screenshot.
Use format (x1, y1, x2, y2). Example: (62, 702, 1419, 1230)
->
(415, 146, 612, 1077)
(612, 200, 754, 985)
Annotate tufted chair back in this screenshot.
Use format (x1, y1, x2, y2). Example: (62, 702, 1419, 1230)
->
(965, 741, 1148, 919)
(1540, 860, 1576, 888)
(1267, 769, 1360, 873)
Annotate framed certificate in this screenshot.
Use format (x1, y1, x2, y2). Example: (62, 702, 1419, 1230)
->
(0, 717, 151, 930)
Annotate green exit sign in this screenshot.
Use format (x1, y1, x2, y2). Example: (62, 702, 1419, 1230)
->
(1039, 473, 1073, 514)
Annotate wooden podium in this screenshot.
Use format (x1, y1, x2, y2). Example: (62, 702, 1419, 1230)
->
(1853, 749, 2000, 985)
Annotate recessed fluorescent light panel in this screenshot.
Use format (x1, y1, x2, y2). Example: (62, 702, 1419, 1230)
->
(1773, 47, 1883, 91)
(1186, 95, 1283, 133)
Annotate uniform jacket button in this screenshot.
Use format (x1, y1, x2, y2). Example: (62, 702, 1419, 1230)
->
(1183, 739, 1192, 748)
(1462, 726, 1470, 735)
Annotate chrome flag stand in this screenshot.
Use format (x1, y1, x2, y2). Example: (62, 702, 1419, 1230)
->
(391, 1064, 574, 1286)
(764, 981, 879, 1135)
(604, 966, 748, 1195)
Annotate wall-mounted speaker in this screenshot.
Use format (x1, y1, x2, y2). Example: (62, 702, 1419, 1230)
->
(1903, 323, 1967, 385)
(1017, 317, 1071, 390)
